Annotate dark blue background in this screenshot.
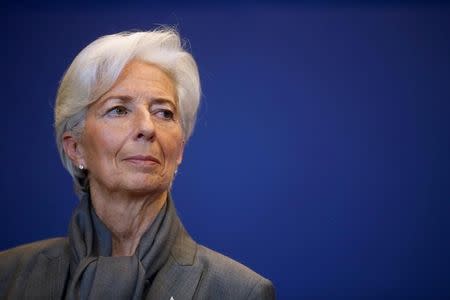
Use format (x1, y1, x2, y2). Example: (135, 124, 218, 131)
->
(2, 1, 450, 298)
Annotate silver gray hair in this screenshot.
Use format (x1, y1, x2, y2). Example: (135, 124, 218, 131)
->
(54, 28, 201, 197)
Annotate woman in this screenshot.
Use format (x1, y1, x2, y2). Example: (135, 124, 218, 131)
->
(0, 29, 275, 299)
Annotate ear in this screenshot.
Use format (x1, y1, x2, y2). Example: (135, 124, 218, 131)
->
(176, 139, 185, 166)
(62, 132, 86, 168)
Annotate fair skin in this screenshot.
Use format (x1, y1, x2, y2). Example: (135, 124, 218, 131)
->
(63, 60, 185, 256)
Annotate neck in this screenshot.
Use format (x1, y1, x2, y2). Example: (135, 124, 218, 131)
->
(89, 183, 167, 257)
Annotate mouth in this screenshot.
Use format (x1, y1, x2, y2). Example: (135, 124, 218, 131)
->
(123, 155, 161, 166)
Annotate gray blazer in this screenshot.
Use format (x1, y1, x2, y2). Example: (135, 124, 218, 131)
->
(0, 226, 275, 299)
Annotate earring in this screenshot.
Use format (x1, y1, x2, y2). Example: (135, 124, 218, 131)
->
(79, 164, 85, 170)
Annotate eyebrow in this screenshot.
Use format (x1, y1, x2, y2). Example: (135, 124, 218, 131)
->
(100, 95, 177, 110)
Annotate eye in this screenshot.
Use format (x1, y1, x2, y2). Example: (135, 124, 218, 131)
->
(154, 109, 174, 120)
(107, 105, 128, 116)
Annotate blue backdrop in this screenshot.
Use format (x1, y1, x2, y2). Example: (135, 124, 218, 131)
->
(2, 1, 450, 298)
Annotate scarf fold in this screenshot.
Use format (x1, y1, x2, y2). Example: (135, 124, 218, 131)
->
(65, 193, 180, 300)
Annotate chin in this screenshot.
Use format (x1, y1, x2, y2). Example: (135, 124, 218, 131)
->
(122, 178, 170, 195)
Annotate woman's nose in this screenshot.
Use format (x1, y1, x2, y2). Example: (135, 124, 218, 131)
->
(134, 109, 155, 141)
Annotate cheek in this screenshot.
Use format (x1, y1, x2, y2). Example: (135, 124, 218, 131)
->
(162, 132, 184, 163)
(83, 125, 123, 165)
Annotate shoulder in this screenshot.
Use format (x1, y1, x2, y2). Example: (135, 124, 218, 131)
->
(0, 238, 68, 284)
(194, 244, 275, 299)
(0, 237, 68, 262)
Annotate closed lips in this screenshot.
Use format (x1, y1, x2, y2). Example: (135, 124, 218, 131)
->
(124, 155, 160, 164)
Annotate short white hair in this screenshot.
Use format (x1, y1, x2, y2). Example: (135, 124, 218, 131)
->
(54, 28, 201, 197)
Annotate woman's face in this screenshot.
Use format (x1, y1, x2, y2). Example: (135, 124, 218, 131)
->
(70, 60, 184, 196)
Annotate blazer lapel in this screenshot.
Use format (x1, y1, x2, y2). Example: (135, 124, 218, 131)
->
(24, 252, 70, 300)
(145, 258, 203, 300)
(145, 224, 203, 300)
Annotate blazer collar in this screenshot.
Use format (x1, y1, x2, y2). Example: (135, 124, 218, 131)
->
(24, 243, 71, 300)
(170, 222, 197, 266)
(145, 222, 203, 300)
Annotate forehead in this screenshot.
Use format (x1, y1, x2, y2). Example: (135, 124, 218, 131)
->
(105, 59, 176, 102)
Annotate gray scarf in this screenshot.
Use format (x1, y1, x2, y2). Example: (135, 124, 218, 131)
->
(65, 193, 180, 299)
